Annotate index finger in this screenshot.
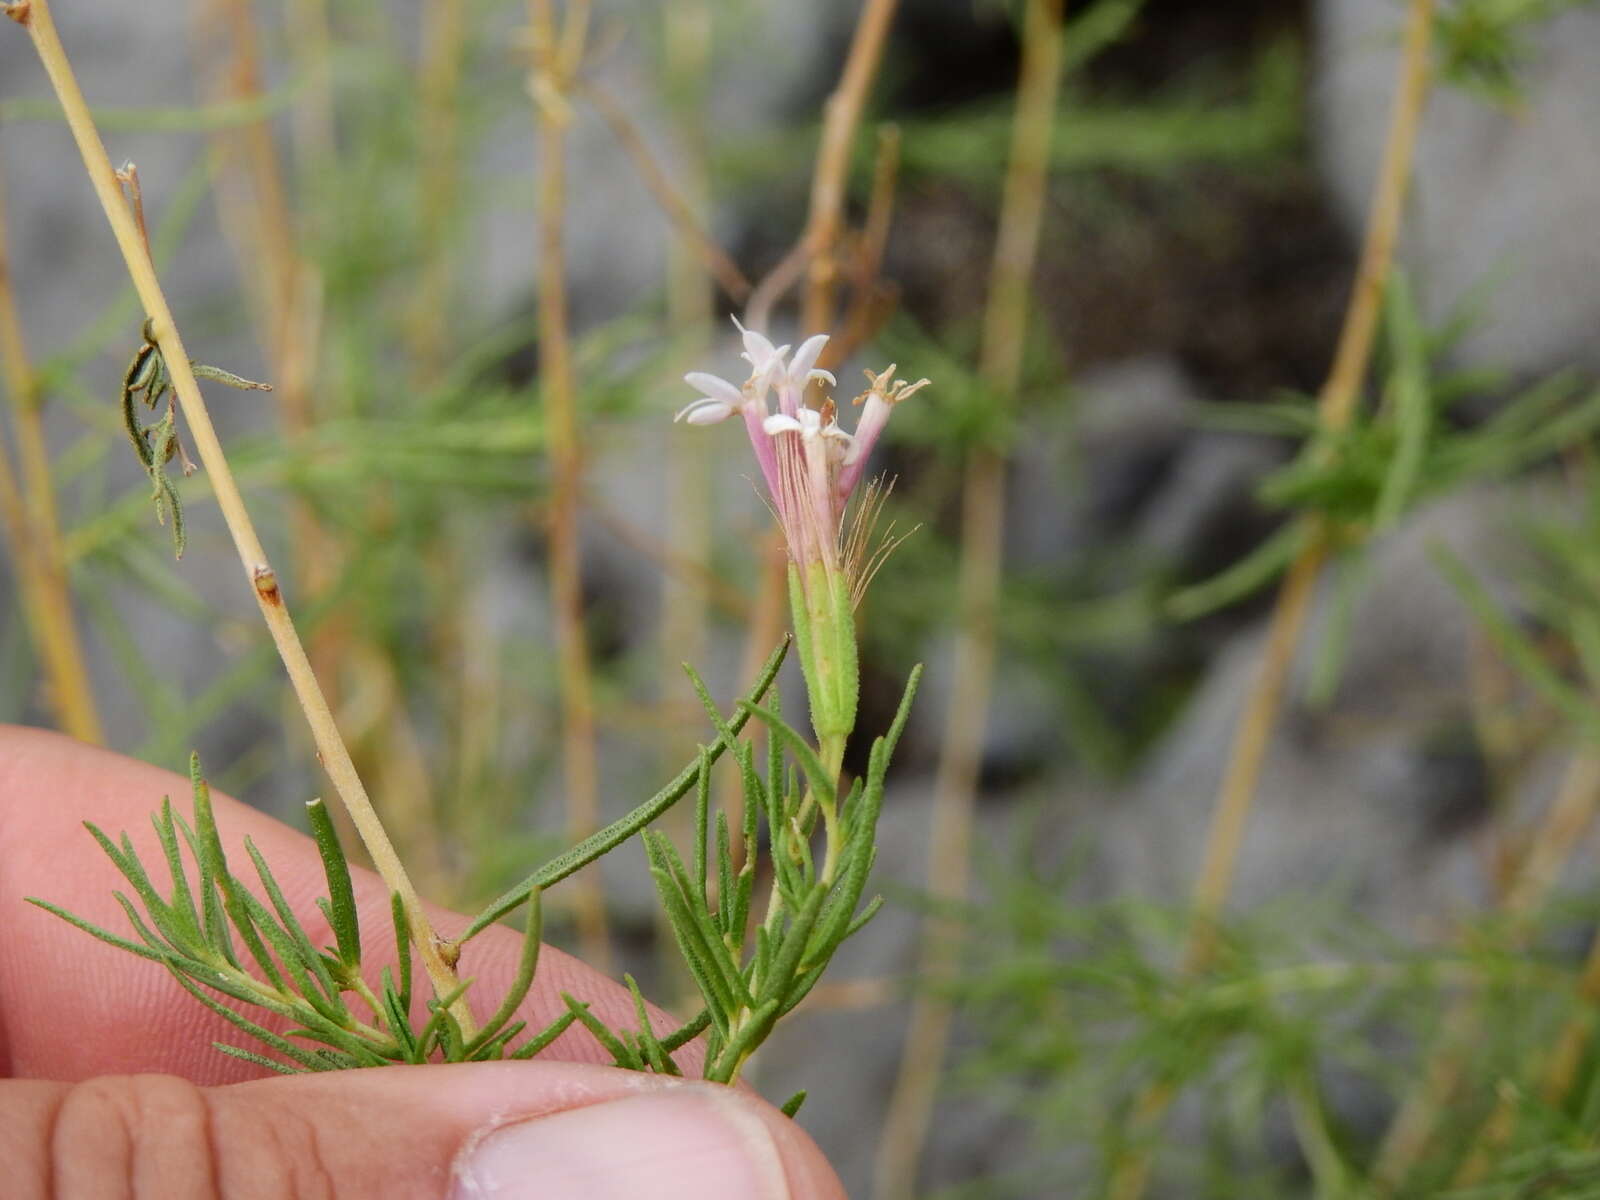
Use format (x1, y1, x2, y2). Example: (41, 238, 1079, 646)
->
(0, 725, 688, 1083)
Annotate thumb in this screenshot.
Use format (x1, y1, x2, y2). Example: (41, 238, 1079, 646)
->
(3, 1061, 845, 1199)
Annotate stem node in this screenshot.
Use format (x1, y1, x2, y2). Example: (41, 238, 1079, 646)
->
(251, 564, 282, 604)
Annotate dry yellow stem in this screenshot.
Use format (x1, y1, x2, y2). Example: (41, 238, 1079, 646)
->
(873, 4, 1067, 1198)
(1108, 3, 1437, 1195)
(0, 162, 102, 743)
(528, 0, 611, 976)
(14, 0, 473, 1034)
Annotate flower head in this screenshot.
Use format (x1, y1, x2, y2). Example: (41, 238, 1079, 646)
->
(676, 319, 928, 741)
(676, 318, 925, 574)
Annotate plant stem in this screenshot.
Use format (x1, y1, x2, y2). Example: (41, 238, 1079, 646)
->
(11, 0, 474, 1036)
(1108, 3, 1436, 1194)
(528, 0, 611, 976)
(801, 0, 901, 334)
(411, 0, 466, 386)
(0, 160, 103, 742)
(582, 77, 751, 304)
(873, 4, 1066, 1198)
(658, 0, 715, 1008)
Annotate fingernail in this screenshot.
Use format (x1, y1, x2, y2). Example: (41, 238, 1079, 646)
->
(452, 1087, 792, 1200)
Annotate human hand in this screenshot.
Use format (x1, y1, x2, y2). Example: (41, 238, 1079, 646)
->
(0, 725, 845, 1199)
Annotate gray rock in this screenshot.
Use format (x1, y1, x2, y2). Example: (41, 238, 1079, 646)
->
(1316, 0, 1600, 376)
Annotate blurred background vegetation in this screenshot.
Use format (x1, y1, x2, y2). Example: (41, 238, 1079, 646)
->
(7, 0, 1600, 1194)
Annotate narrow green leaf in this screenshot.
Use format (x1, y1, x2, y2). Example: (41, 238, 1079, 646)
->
(756, 885, 828, 1012)
(392, 892, 413, 1017)
(779, 960, 830, 1017)
(109, 892, 201, 967)
(230, 886, 342, 1023)
(659, 1008, 713, 1053)
(561, 994, 644, 1070)
(736, 701, 837, 813)
(842, 894, 885, 939)
(752, 925, 776, 995)
(648, 832, 754, 1010)
(152, 797, 202, 944)
(645, 853, 736, 1034)
(466, 890, 543, 1056)
(462, 641, 787, 941)
(216, 879, 288, 996)
(26, 897, 170, 964)
(175, 810, 237, 967)
(1166, 520, 1309, 622)
(379, 967, 417, 1059)
(211, 1044, 302, 1075)
(415, 981, 474, 1062)
(715, 811, 734, 942)
(780, 1090, 808, 1118)
(1433, 545, 1600, 746)
(306, 799, 361, 968)
(244, 838, 345, 1011)
(693, 747, 711, 903)
(1372, 274, 1432, 531)
(85, 824, 186, 951)
(731, 859, 757, 958)
(470, 1021, 527, 1061)
(510, 1009, 580, 1060)
(190, 768, 282, 985)
(625, 974, 680, 1076)
(166, 969, 334, 1072)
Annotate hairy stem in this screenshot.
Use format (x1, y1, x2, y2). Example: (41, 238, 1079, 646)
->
(873, 4, 1066, 1198)
(12, 0, 474, 1036)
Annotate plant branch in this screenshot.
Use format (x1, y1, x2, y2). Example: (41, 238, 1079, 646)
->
(529, 0, 610, 974)
(801, 0, 901, 335)
(1108, 2, 1437, 1194)
(873, 4, 1066, 1198)
(580, 78, 751, 303)
(10, 0, 474, 1035)
(0, 158, 102, 742)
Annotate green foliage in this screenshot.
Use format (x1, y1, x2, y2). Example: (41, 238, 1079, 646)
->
(30, 754, 569, 1070)
(34, 644, 920, 1084)
(938, 814, 1600, 1197)
(1436, 0, 1600, 102)
(1167, 273, 1600, 700)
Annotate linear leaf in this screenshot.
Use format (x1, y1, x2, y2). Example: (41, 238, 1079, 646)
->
(463, 641, 788, 940)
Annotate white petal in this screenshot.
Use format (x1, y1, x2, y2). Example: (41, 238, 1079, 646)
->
(732, 315, 778, 369)
(788, 334, 830, 383)
(763, 414, 805, 436)
(683, 371, 744, 405)
(675, 398, 735, 424)
(807, 368, 837, 387)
